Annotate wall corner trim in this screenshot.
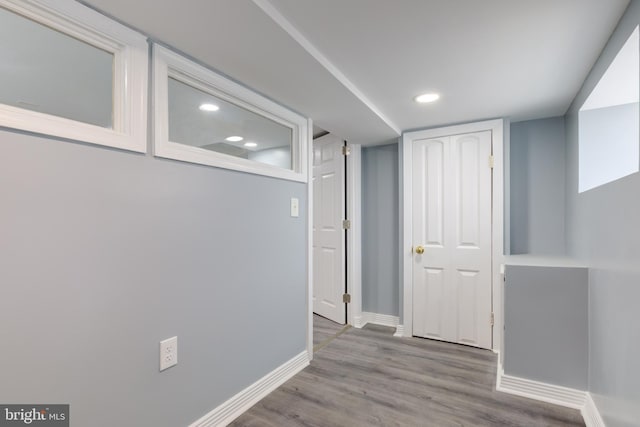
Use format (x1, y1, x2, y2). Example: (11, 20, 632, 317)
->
(190, 350, 309, 427)
(393, 325, 405, 337)
(356, 312, 400, 329)
(581, 393, 607, 427)
(353, 315, 364, 329)
(496, 364, 586, 410)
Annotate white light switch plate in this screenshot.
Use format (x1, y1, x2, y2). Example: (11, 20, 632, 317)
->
(160, 336, 178, 371)
(290, 197, 299, 217)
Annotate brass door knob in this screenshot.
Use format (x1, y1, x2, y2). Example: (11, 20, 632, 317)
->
(415, 245, 425, 254)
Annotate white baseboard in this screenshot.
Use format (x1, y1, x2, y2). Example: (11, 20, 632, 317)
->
(496, 365, 586, 410)
(190, 351, 309, 427)
(393, 324, 404, 337)
(353, 315, 364, 329)
(356, 312, 399, 329)
(354, 312, 403, 337)
(582, 393, 606, 427)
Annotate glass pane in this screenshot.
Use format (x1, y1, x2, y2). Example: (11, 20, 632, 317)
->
(0, 7, 113, 128)
(168, 77, 293, 170)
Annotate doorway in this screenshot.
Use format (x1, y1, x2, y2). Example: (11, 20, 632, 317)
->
(401, 120, 505, 352)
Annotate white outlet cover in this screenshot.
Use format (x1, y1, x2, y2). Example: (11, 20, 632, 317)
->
(160, 336, 178, 371)
(290, 197, 299, 217)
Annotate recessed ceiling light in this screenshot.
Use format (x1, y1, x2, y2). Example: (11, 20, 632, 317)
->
(199, 103, 219, 112)
(244, 142, 257, 148)
(414, 93, 440, 103)
(225, 136, 243, 142)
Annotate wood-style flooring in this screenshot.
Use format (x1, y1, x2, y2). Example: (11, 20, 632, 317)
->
(313, 314, 349, 348)
(231, 316, 584, 426)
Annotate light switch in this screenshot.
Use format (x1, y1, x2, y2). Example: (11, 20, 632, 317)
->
(290, 197, 299, 217)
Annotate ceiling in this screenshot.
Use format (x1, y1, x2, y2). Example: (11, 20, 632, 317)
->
(82, 0, 630, 145)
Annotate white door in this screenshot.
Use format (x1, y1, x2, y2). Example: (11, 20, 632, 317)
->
(313, 134, 346, 324)
(412, 131, 492, 348)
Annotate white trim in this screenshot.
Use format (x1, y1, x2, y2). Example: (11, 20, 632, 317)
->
(251, 0, 401, 137)
(346, 144, 362, 327)
(401, 119, 505, 353)
(152, 45, 309, 183)
(355, 312, 400, 329)
(352, 315, 364, 328)
(0, 0, 148, 152)
(393, 325, 405, 337)
(503, 119, 511, 257)
(496, 365, 586, 410)
(306, 118, 314, 361)
(401, 134, 413, 337)
(189, 351, 309, 427)
(582, 393, 607, 427)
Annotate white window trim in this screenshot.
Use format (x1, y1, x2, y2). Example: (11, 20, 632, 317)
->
(152, 44, 309, 183)
(0, 0, 148, 152)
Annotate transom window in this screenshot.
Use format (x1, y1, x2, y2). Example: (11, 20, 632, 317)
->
(153, 45, 309, 182)
(0, 0, 148, 152)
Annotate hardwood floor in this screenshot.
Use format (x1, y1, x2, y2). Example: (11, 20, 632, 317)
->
(313, 314, 348, 346)
(231, 321, 584, 427)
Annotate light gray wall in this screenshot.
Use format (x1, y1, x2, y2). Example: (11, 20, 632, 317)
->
(0, 130, 307, 427)
(510, 117, 566, 255)
(362, 143, 399, 316)
(504, 265, 588, 389)
(565, 1, 640, 425)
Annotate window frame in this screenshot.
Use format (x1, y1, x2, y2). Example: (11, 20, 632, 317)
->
(153, 44, 309, 183)
(0, 0, 148, 152)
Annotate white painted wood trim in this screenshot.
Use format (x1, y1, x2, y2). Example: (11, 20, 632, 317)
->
(355, 312, 400, 329)
(401, 134, 414, 337)
(393, 325, 405, 337)
(189, 351, 309, 427)
(0, 0, 148, 152)
(152, 45, 309, 183)
(347, 144, 362, 327)
(496, 365, 586, 410)
(496, 363, 606, 427)
(401, 119, 505, 351)
(251, 0, 401, 136)
(582, 393, 607, 427)
(491, 120, 505, 355)
(352, 315, 364, 328)
(306, 119, 314, 361)
(502, 119, 511, 256)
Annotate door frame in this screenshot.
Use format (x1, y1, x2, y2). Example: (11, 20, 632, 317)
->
(400, 119, 504, 354)
(306, 132, 362, 360)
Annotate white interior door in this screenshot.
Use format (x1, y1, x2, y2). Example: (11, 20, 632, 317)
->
(313, 134, 346, 324)
(412, 131, 492, 348)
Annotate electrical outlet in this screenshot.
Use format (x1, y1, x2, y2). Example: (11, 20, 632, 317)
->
(159, 336, 178, 371)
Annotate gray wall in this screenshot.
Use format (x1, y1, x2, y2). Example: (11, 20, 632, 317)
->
(565, 1, 640, 425)
(0, 130, 307, 427)
(504, 265, 588, 389)
(362, 143, 399, 316)
(510, 117, 566, 255)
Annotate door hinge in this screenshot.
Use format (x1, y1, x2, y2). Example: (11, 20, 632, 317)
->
(489, 155, 495, 169)
(490, 312, 495, 326)
(342, 145, 351, 156)
(342, 219, 351, 230)
(343, 293, 351, 304)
